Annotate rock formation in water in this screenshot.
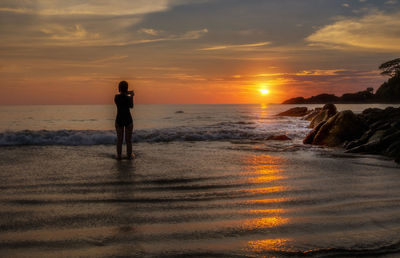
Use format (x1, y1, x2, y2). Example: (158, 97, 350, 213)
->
(299, 104, 400, 163)
(278, 104, 400, 163)
(345, 107, 400, 163)
(308, 104, 337, 128)
(267, 135, 291, 141)
(276, 107, 309, 117)
(308, 110, 367, 147)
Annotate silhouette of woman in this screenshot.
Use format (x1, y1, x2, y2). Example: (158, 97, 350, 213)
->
(114, 81, 134, 160)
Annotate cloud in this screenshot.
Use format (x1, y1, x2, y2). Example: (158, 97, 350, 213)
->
(138, 28, 160, 36)
(294, 69, 347, 76)
(0, 0, 209, 16)
(0, 0, 209, 47)
(0, 0, 171, 16)
(117, 28, 208, 46)
(198, 41, 271, 51)
(306, 11, 400, 51)
(385, 0, 397, 4)
(91, 55, 128, 63)
(40, 24, 100, 41)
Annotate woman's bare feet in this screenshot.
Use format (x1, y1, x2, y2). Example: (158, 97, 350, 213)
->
(127, 153, 135, 160)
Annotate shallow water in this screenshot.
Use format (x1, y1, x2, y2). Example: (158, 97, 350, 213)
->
(1, 104, 399, 146)
(1, 104, 400, 257)
(0, 142, 399, 257)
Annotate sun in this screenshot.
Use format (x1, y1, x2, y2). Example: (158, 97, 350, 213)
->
(260, 89, 269, 95)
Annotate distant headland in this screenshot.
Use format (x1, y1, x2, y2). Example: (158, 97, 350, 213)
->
(282, 58, 400, 104)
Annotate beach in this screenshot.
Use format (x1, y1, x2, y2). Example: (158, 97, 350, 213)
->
(1, 104, 400, 257)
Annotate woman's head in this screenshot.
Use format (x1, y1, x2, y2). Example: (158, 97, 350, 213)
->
(118, 81, 128, 93)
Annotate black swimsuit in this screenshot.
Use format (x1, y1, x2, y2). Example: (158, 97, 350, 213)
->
(114, 94, 133, 127)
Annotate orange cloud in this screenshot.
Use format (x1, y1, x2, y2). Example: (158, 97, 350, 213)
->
(199, 41, 271, 51)
(307, 11, 400, 51)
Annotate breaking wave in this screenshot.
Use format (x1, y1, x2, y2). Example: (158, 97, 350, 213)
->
(0, 124, 308, 146)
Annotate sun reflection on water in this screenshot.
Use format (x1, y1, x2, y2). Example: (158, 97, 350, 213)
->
(248, 209, 284, 214)
(247, 175, 285, 183)
(247, 238, 291, 253)
(245, 186, 286, 194)
(242, 153, 291, 253)
(244, 216, 289, 229)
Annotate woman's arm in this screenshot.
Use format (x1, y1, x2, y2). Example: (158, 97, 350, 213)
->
(129, 94, 134, 108)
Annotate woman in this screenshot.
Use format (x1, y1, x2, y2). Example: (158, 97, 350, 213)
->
(114, 81, 134, 160)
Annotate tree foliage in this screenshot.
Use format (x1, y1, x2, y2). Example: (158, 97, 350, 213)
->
(379, 58, 400, 77)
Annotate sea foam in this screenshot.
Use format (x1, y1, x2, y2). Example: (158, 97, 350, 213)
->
(0, 124, 308, 146)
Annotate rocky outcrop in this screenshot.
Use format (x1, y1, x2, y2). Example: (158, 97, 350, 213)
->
(298, 104, 400, 163)
(345, 107, 400, 162)
(303, 120, 326, 145)
(277, 104, 400, 162)
(309, 104, 337, 128)
(267, 135, 291, 141)
(302, 108, 321, 121)
(276, 107, 309, 117)
(302, 110, 367, 147)
(311, 111, 367, 147)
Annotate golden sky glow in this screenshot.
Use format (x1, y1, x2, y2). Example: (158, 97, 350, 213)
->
(0, 1, 398, 104)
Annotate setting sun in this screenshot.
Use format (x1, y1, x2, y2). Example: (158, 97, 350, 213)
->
(260, 89, 270, 95)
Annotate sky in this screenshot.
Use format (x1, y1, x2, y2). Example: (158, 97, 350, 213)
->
(0, 0, 399, 104)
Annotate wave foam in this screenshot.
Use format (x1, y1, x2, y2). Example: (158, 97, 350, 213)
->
(0, 127, 307, 146)
(0, 119, 310, 146)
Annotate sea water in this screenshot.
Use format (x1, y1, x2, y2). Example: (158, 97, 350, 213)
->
(0, 104, 397, 145)
(0, 104, 400, 257)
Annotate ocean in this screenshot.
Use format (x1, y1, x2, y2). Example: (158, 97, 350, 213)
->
(1, 104, 400, 257)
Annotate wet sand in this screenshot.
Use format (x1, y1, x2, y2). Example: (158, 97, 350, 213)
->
(1, 142, 400, 257)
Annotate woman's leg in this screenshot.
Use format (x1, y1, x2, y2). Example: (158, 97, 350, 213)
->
(115, 123, 124, 160)
(125, 123, 133, 158)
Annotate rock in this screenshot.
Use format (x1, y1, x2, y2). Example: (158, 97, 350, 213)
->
(276, 107, 309, 117)
(303, 121, 326, 144)
(309, 104, 337, 128)
(385, 141, 400, 159)
(346, 117, 400, 157)
(367, 130, 386, 144)
(175, 111, 184, 113)
(267, 135, 291, 141)
(362, 107, 383, 116)
(322, 103, 337, 115)
(312, 110, 367, 147)
(309, 110, 330, 128)
(305, 104, 400, 163)
(344, 129, 375, 149)
(302, 108, 322, 121)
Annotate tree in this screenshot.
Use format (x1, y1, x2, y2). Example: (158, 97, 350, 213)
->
(379, 58, 400, 77)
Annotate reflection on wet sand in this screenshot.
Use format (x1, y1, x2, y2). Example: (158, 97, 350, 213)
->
(242, 154, 291, 253)
(112, 160, 144, 256)
(247, 238, 291, 253)
(3, 142, 398, 257)
(244, 216, 289, 229)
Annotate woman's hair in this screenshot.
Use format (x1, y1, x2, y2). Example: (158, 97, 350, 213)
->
(118, 81, 128, 93)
